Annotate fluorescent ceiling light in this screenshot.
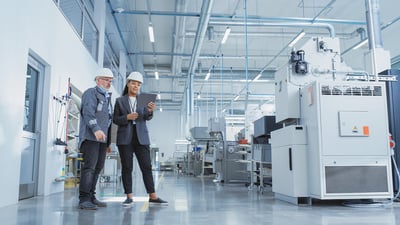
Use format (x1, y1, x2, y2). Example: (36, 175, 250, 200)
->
(253, 73, 262, 81)
(233, 95, 240, 101)
(157, 93, 161, 99)
(352, 39, 368, 50)
(197, 93, 201, 99)
(225, 116, 245, 122)
(159, 107, 163, 112)
(288, 31, 306, 47)
(155, 71, 159, 80)
(221, 27, 231, 44)
(148, 23, 155, 43)
(114, 8, 125, 13)
(175, 139, 190, 145)
(204, 72, 211, 80)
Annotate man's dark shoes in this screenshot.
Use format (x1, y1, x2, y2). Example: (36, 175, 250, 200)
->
(79, 201, 98, 210)
(92, 198, 107, 207)
(149, 197, 168, 205)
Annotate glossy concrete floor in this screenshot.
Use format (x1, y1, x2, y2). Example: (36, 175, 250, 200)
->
(2, 171, 400, 225)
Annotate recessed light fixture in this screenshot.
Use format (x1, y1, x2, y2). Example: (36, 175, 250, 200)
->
(352, 39, 368, 50)
(288, 31, 306, 48)
(155, 71, 159, 80)
(221, 27, 231, 44)
(205, 72, 211, 80)
(253, 73, 262, 81)
(148, 23, 155, 43)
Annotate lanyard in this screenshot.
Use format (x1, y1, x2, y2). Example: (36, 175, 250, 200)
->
(129, 97, 137, 113)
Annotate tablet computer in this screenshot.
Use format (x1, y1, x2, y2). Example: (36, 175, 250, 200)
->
(137, 93, 157, 109)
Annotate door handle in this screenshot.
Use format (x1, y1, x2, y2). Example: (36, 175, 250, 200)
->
(289, 147, 292, 171)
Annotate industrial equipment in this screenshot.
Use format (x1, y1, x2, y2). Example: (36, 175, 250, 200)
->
(271, 37, 394, 204)
(271, 125, 308, 203)
(207, 117, 248, 183)
(248, 116, 282, 192)
(188, 126, 213, 176)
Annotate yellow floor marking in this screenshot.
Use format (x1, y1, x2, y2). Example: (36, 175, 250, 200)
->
(140, 171, 165, 212)
(140, 202, 149, 212)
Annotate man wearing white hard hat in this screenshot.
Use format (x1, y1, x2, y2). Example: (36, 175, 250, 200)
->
(113, 71, 168, 206)
(78, 68, 114, 210)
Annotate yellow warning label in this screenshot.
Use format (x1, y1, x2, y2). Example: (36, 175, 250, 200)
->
(352, 126, 358, 133)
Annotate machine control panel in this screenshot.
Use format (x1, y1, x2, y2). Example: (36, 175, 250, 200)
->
(338, 111, 370, 137)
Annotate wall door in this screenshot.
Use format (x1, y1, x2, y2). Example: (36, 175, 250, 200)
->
(19, 56, 44, 200)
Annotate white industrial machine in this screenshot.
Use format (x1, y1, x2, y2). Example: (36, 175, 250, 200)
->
(271, 37, 394, 204)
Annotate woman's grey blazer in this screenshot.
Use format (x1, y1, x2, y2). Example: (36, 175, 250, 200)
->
(113, 95, 153, 145)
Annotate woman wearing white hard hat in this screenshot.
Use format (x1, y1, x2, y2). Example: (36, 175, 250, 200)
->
(113, 71, 167, 206)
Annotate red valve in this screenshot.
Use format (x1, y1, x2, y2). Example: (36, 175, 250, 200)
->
(389, 133, 396, 149)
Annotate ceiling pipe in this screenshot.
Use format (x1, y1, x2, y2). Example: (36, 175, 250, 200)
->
(171, 0, 188, 76)
(310, 0, 336, 23)
(243, 0, 250, 129)
(185, 30, 354, 38)
(342, 14, 400, 56)
(106, 0, 135, 70)
(118, 10, 365, 26)
(209, 21, 336, 37)
(131, 51, 289, 59)
(185, 0, 214, 117)
(196, 0, 247, 102)
(145, 0, 160, 79)
(207, 26, 214, 40)
(156, 90, 264, 96)
(142, 68, 276, 80)
(381, 15, 400, 30)
(356, 27, 367, 40)
(365, 0, 383, 50)
(341, 0, 386, 75)
(159, 98, 266, 105)
(365, 0, 382, 77)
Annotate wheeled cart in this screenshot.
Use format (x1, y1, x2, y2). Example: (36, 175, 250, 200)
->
(100, 154, 120, 183)
(247, 144, 272, 194)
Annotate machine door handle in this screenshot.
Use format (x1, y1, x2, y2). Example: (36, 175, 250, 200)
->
(289, 148, 293, 171)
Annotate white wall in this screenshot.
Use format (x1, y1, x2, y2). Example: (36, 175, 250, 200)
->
(147, 110, 181, 162)
(0, 1, 27, 208)
(0, 0, 116, 207)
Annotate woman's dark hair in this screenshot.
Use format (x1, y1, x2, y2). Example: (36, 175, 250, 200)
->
(122, 85, 128, 96)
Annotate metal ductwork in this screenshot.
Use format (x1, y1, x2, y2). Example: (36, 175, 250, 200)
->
(185, 0, 214, 117)
(208, 21, 336, 37)
(365, 0, 383, 49)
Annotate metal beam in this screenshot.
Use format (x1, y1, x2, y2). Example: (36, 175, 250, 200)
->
(115, 10, 365, 25)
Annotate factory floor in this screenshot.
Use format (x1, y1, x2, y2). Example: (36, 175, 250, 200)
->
(2, 170, 400, 225)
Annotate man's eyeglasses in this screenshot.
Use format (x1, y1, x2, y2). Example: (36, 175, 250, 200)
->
(99, 78, 113, 83)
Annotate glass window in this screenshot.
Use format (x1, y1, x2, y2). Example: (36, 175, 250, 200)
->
(23, 65, 39, 132)
(392, 55, 400, 69)
(56, 0, 99, 60)
(82, 0, 94, 15)
(60, 0, 83, 37)
(83, 16, 98, 59)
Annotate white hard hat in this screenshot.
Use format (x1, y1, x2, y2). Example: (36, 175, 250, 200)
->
(127, 71, 144, 84)
(95, 68, 114, 79)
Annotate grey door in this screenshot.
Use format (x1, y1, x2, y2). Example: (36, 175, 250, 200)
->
(19, 56, 44, 200)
